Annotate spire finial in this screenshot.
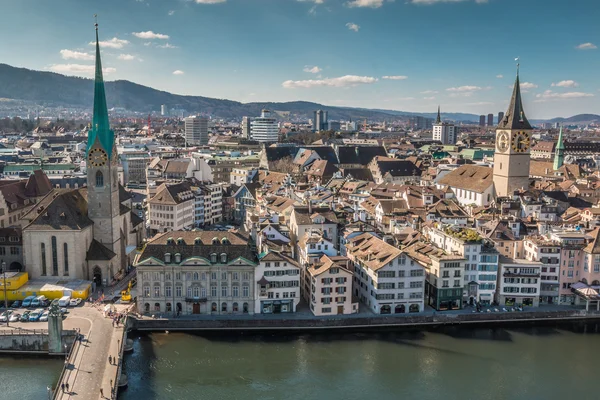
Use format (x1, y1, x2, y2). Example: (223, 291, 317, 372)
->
(515, 57, 520, 76)
(94, 14, 98, 30)
(435, 105, 441, 124)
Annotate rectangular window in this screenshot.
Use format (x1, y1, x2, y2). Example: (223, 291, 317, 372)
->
(176, 286, 182, 297)
(321, 308, 331, 313)
(165, 286, 172, 297)
(221, 286, 228, 297)
(62, 243, 68, 275)
(233, 286, 239, 297)
(243, 285, 249, 297)
(211, 286, 217, 297)
(243, 272, 250, 281)
(51, 236, 58, 276)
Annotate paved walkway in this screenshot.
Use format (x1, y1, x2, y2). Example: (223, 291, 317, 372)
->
(53, 304, 126, 400)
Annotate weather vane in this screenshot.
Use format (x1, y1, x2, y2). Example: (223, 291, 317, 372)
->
(94, 14, 98, 29)
(515, 57, 520, 75)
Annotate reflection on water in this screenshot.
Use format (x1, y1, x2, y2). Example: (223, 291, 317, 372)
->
(0, 356, 63, 400)
(119, 323, 600, 400)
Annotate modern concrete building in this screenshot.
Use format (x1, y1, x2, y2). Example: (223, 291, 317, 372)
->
(432, 107, 458, 145)
(497, 111, 504, 126)
(487, 113, 494, 127)
(161, 105, 167, 116)
(185, 116, 209, 146)
(313, 110, 328, 132)
(479, 115, 486, 127)
(241, 117, 251, 139)
(251, 110, 279, 143)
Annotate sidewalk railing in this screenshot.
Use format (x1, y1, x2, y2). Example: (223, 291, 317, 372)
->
(51, 333, 81, 400)
(110, 323, 127, 400)
(0, 328, 48, 335)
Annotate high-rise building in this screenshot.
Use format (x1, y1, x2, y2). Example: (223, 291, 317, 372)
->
(493, 70, 532, 197)
(313, 110, 328, 132)
(479, 115, 486, 127)
(487, 113, 494, 127)
(161, 104, 167, 116)
(185, 116, 209, 146)
(241, 116, 251, 138)
(409, 116, 433, 131)
(497, 111, 504, 126)
(432, 106, 458, 145)
(251, 110, 279, 143)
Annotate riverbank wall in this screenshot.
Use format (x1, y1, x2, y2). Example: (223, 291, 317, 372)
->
(0, 329, 78, 355)
(129, 309, 600, 333)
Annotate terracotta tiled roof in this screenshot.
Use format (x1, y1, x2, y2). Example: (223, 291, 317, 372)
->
(437, 165, 494, 193)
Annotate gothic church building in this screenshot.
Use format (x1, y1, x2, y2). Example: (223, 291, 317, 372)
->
(21, 26, 144, 286)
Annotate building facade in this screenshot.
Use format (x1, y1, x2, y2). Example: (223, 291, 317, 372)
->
(251, 110, 279, 143)
(185, 116, 209, 146)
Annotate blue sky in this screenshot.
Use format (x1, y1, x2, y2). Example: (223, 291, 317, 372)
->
(1, 0, 599, 118)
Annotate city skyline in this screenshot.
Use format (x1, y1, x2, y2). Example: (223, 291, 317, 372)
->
(0, 0, 599, 118)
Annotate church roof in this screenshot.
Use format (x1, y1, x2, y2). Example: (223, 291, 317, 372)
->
(24, 189, 93, 231)
(86, 239, 117, 261)
(437, 165, 494, 193)
(24, 170, 52, 198)
(497, 71, 532, 130)
(86, 24, 115, 159)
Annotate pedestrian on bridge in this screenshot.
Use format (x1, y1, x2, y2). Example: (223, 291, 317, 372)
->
(108, 355, 112, 365)
(61, 383, 65, 392)
(66, 383, 69, 393)
(100, 388, 104, 397)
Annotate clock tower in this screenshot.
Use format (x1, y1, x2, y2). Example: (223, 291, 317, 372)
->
(86, 23, 122, 261)
(493, 68, 532, 197)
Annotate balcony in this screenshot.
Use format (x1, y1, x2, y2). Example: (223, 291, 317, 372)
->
(503, 272, 540, 278)
(184, 297, 208, 303)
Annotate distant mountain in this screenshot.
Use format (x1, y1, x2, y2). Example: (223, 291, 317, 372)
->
(0, 64, 413, 121)
(546, 114, 600, 124)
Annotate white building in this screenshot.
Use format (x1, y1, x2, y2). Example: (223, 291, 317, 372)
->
(523, 235, 561, 305)
(498, 256, 542, 307)
(230, 167, 258, 187)
(251, 110, 279, 143)
(255, 251, 300, 314)
(436, 165, 495, 207)
(147, 181, 195, 235)
(306, 255, 357, 316)
(161, 104, 167, 116)
(185, 116, 209, 146)
(346, 233, 426, 314)
(191, 182, 223, 227)
(432, 108, 457, 145)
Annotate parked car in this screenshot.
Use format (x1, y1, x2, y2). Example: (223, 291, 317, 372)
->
(0, 310, 13, 322)
(39, 311, 49, 322)
(20, 311, 30, 322)
(69, 298, 82, 307)
(9, 313, 20, 322)
(29, 309, 43, 321)
(22, 296, 35, 308)
(10, 301, 21, 308)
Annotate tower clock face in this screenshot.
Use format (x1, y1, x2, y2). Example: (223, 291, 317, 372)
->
(496, 132, 509, 152)
(88, 148, 108, 167)
(511, 131, 530, 153)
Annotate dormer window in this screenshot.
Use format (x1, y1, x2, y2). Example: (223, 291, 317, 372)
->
(221, 238, 229, 245)
(212, 237, 219, 245)
(177, 238, 184, 245)
(221, 253, 227, 263)
(165, 253, 171, 263)
(211, 253, 217, 263)
(194, 237, 202, 245)
(175, 253, 181, 263)
(167, 237, 174, 245)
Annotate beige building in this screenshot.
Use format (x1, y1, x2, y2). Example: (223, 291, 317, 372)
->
(306, 255, 357, 316)
(147, 181, 195, 235)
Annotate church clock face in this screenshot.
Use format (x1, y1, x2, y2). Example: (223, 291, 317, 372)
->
(497, 132, 509, 152)
(88, 148, 108, 167)
(511, 131, 530, 153)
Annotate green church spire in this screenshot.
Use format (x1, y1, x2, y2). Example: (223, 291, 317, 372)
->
(553, 125, 565, 170)
(87, 20, 115, 159)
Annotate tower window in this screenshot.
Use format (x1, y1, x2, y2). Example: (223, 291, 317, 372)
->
(51, 236, 58, 276)
(96, 171, 104, 187)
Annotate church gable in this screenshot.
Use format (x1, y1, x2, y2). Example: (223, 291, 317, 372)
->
(24, 189, 92, 231)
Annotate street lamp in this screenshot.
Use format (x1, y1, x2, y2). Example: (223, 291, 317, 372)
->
(1, 261, 7, 327)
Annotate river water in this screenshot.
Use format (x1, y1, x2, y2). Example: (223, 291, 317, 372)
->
(3, 323, 599, 399)
(118, 323, 600, 400)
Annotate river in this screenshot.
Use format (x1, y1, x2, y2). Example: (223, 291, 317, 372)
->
(118, 323, 600, 400)
(2, 323, 599, 399)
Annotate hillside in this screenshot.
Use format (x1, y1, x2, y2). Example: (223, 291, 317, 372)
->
(547, 114, 600, 124)
(0, 64, 420, 121)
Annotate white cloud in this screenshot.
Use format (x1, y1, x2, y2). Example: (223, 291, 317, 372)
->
(173, 70, 185, 75)
(496, 74, 503, 78)
(520, 82, 538, 89)
(446, 85, 483, 92)
(346, 22, 360, 32)
(168, 10, 175, 16)
(421, 90, 438, 94)
(118, 54, 139, 61)
(297, 0, 324, 3)
(158, 43, 179, 49)
(133, 31, 170, 40)
(60, 49, 94, 61)
(282, 75, 378, 89)
(195, 0, 226, 3)
(535, 90, 594, 101)
(346, 0, 384, 8)
(303, 66, 322, 74)
(410, 0, 488, 4)
(423, 96, 436, 100)
(576, 42, 597, 50)
(551, 80, 579, 88)
(89, 37, 129, 49)
(382, 75, 408, 80)
(48, 64, 116, 76)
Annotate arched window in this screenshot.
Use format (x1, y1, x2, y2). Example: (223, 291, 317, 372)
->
(233, 302, 239, 312)
(221, 302, 228, 312)
(95, 171, 104, 187)
(166, 303, 172, 312)
(220, 253, 227, 263)
(211, 302, 217, 312)
(144, 303, 150, 313)
(211, 253, 217, 263)
(40, 243, 47, 276)
(154, 303, 161, 312)
(193, 272, 199, 281)
(51, 236, 58, 276)
(243, 302, 249, 313)
(63, 243, 69, 276)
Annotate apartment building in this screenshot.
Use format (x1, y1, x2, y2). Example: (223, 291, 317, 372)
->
(135, 231, 257, 316)
(497, 257, 542, 307)
(208, 154, 260, 184)
(523, 235, 561, 304)
(306, 255, 357, 316)
(405, 242, 465, 311)
(423, 224, 499, 306)
(192, 182, 222, 227)
(147, 181, 195, 235)
(346, 233, 425, 314)
(255, 251, 300, 314)
(550, 230, 587, 304)
(230, 167, 258, 187)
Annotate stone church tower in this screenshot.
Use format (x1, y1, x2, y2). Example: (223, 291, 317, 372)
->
(493, 68, 532, 197)
(86, 23, 123, 273)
